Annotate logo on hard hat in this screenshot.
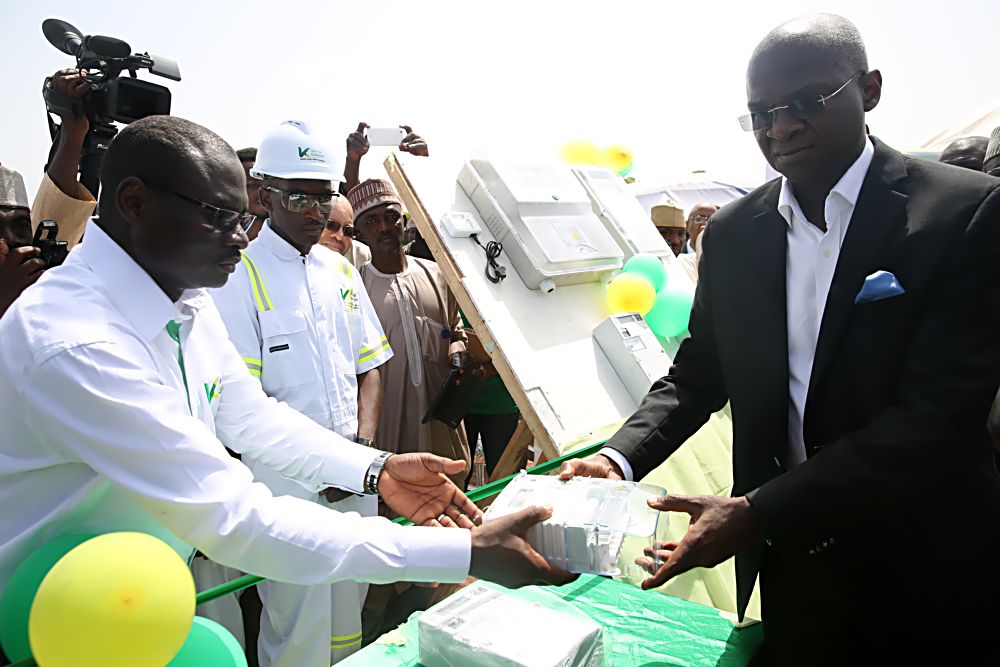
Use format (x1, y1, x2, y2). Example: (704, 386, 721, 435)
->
(297, 146, 326, 162)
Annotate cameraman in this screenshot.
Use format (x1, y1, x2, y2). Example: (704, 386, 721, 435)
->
(0, 165, 44, 317)
(33, 68, 98, 247)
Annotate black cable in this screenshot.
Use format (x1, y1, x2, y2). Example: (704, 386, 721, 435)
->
(470, 233, 507, 284)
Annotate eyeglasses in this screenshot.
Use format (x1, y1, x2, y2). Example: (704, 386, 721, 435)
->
(264, 186, 338, 215)
(689, 213, 711, 224)
(738, 72, 863, 133)
(325, 221, 356, 238)
(153, 185, 256, 234)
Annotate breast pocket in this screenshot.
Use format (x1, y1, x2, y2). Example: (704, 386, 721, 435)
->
(418, 316, 451, 363)
(258, 309, 316, 389)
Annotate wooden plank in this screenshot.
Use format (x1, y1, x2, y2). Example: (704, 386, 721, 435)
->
(487, 417, 533, 484)
(384, 154, 560, 459)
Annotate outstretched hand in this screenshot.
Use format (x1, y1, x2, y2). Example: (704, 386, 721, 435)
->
(469, 506, 578, 589)
(377, 452, 481, 528)
(635, 494, 760, 591)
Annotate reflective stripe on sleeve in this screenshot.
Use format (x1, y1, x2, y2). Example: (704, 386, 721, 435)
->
(358, 336, 390, 364)
(240, 251, 273, 312)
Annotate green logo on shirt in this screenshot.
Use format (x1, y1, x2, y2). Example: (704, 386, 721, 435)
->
(340, 287, 358, 313)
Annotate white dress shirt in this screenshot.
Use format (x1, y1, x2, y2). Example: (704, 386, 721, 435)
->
(0, 221, 470, 592)
(603, 139, 874, 479)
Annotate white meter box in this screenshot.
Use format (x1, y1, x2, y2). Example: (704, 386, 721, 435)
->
(458, 160, 624, 291)
(484, 473, 667, 579)
(418, 582, 604, 667)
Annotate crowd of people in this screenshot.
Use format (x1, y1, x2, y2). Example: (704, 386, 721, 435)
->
(1, 10, 999, 667)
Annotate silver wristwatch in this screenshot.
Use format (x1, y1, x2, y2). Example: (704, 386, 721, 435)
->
(364, 451, 392, 496)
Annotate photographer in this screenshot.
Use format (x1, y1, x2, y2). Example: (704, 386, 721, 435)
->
(0, 165, 44, 317)
(33, 68, 98, 247)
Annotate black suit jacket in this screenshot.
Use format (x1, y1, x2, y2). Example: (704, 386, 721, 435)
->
(606, 139, 1000, 629)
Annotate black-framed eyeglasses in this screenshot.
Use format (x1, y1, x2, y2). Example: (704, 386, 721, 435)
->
(738, 72, 864, 133)
(154, 185, 257, 234)
(265, 186, 339, 215)
(325, 221, 356, 238)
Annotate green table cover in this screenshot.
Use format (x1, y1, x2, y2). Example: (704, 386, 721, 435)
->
(342, 574, 763, 666)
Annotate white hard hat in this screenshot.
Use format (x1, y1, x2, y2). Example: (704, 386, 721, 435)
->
(249, 120, 345, 182)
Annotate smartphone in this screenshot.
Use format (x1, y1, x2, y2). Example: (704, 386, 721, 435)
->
(366, 127, 407, 147)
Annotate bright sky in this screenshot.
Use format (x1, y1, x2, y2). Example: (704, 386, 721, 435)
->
(4, 0, 998, 197)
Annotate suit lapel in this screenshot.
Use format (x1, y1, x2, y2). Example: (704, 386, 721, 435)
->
(808, 140, 909, 402)
(744, 192, 791, 467)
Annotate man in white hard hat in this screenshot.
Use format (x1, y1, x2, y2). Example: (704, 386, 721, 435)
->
(210, 120, 389, 666)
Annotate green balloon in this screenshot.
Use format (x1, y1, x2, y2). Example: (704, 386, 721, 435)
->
(623, 254, 667, 293)
(645, 284, 694, 338)
(0, 533, 97, 661)
(168, 617, 247, 667)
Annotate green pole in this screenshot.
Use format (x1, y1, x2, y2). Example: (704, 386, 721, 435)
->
(195, 441, 605, 605)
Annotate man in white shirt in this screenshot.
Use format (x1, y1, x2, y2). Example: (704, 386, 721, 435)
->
(0, 116, 573, 648)
(210, 120, 390, 665)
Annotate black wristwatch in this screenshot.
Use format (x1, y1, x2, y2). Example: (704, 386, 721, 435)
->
(355, 436, 375, 448)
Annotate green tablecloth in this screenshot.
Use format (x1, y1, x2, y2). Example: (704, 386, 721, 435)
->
(342, 574, 763, 666)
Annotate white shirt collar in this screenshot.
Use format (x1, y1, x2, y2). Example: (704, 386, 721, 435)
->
(75, 220, 209, 340)
(257, 219, 312, 261)
(777, 137, 875, 228)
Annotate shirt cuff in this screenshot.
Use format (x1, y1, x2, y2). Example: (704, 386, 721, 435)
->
(599, 447, 634, 482)
(319, 440, 382, 494)
(399, 525, 472, 583)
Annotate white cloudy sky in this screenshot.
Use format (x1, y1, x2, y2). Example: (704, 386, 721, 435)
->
(3, 0, 998, 196)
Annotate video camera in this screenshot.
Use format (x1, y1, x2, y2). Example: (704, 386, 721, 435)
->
(40, 18, 181, 196)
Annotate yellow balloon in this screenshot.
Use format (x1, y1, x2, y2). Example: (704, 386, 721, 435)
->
(606, 273, 657, 315)
(30, 532, 195, 667)
(604, 145, 633, 172)
(560, 140, 602, 165)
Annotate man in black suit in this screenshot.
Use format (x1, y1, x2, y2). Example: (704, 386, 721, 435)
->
(562, 13, 1000, 662)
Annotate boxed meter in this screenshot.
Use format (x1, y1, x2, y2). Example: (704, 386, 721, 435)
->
(458, 160, 624, 292)
(418, 582, 604, 667)
(483, 472, 667, 577)
(572, 166, 673, 262)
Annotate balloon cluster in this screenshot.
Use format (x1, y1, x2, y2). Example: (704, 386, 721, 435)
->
(561, 141, 634, 177)
(0, 533, 246, 667)
(605, 254, 694, 338)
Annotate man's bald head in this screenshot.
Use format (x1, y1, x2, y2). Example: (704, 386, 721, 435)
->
(746, 14, 879, 190)
(96, 115, 248, 300)
(939, 136, 989, 171)
(99, 115, 240, 216)
(750, 13, 868, 79)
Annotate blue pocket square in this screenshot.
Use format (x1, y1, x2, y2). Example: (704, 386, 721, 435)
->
(855, 270, 905, 304)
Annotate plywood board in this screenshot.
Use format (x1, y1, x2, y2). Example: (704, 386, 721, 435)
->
(384, 155, 691, 458)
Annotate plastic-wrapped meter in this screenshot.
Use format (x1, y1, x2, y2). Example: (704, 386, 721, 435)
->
(418, 582, 604, 667)
(483, 472, 668, 578)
